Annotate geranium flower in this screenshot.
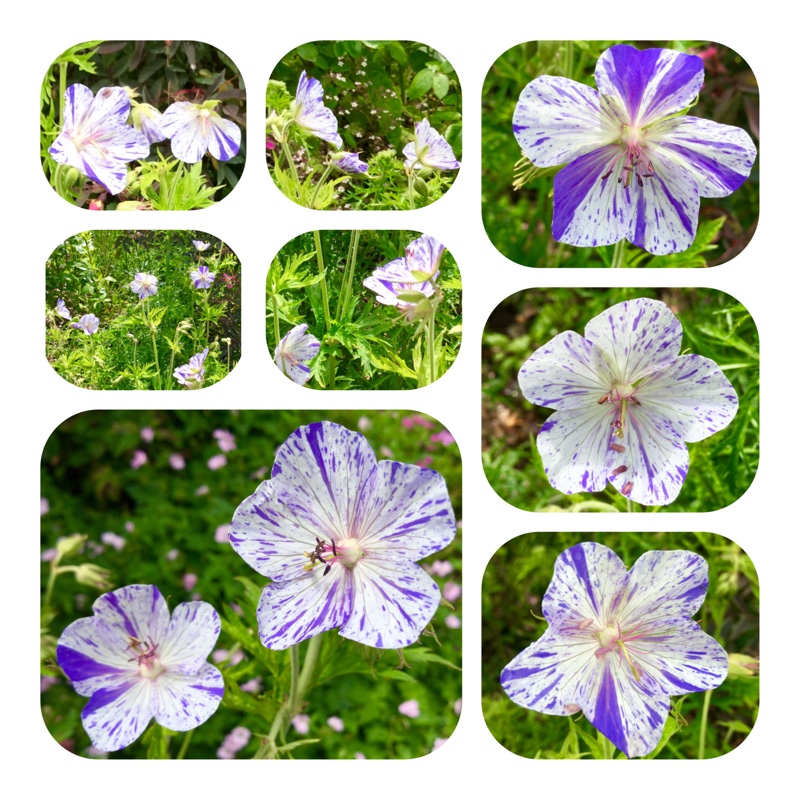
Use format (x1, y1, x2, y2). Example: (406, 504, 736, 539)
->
(518, 297, 738, 506)
(129, 272, 158, 299)
(403, 119, 460, 171)
(174, 348, 209, 388)
(192, 240, 211, 252)
(130, 102, 167, 144)
(56, 584, 223, 752)
(512, 45, 757, 255)
(161, 101, 241, 163)
(229, 421, 457, 649)
(191, 265, 215, 289)
(501, 542, 728, 758)
(332, 152, 368, 174)
(71, 314, 99, 335)
(48, 85, 151, 195)
(292, 71, 343, 148)
(55, 299, 71, 320)
(273, 323, 320, 385)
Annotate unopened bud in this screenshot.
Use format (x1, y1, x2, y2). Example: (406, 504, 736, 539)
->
(56, 534, 87, 558)
(74, 564, 113, 591)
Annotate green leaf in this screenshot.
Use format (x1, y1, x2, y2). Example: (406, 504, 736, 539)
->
(407, 69, 434, 100)
(432, 73, 450, 100)
(387, 41, 407, 64)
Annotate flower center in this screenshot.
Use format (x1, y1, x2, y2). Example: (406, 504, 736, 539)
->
(302, 536, 364, 576)
(598, 382, 641, 438)
(125, 636, 164, 680)
(601, 125, 656, 189)
(335, 536, 364, 568)
(593, 621, 644, 681)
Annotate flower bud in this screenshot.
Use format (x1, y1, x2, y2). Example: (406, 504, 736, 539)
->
(74, 564, 113, 591)
(56, 534, 87, 558)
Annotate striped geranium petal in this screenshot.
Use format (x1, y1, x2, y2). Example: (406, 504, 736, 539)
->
(294, 71, 343, 148)
(56, 585, 223, 751)
(403, 119, 460, 171)
(404, 233, 445, 280)
(274, 323, 320, 385)
(49, 84, 151, 195)
(162, 102, 241, 164)
(501, 542, 727, 758)
(229, 421, 456, 650)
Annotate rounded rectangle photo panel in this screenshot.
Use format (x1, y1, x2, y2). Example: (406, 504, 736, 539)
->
(268, 229, 461, 389)
(41, 409, 462, 759)
(45, 231, 240, 390)
(482, 531, 759, 760)
(482, 288, 758, 511)
(267, 41, 461, 210)
(482, 40, 758, 268)
(41, 41, 246, 210)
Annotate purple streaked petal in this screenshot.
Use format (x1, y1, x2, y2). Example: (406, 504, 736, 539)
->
(257, 569, 353, 649)
(595, 45, 704, 128)
(152, 662, 224, 730)
(583, 298, 683, 383)
(81, 679, 153, 752)
(158, 602, 222, 675)
(654, 115, 757, 198)
(274, 323, 320, 385)
(513, 76, 620, 167)
(206, 115, 242, 161)
(294, 71, 343, 148)
(354, 461, 456, 559)
(404, 119, 460, 170)
(339, 557, 441, 648)
(92, 584, 171, 647)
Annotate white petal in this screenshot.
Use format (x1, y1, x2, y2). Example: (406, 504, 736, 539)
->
(162, 103, 208, 164)
(158, 601, 221, 674)
(206, 115, 241, 161)
(81, 679, 153, 752)
(152, 662, 224, 731)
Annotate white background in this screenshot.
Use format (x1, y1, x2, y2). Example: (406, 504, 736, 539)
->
(8, 2, 793, 797)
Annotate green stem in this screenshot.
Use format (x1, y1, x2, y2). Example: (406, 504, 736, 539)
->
(271, 294, 281, 353)
(426, 307, 437, 386)
(175, 728, 194, 760)
(407, 161, 419, 210)
(626, 496, 633, 513)
(697, 689, 712, 760)
(308, 164, 334, 209)
(144, 301, 162, 390)
(563, 40, 574, 80)
(44, 554, 63, 610)
(312, 230, 331, 330)
(337, 230, 361, 323)
(610, 239, 627, 269)
(89, 336, 97, 388)
(58, 61, 67, 126)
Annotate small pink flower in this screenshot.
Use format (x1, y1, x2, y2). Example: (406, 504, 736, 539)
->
(169, 453, 186, 470)
(213, 429, 237, 452)
(432, 738, 448, 751)
(357, 416, 372, 432)
(41, 675, 60, 693)
(292, 714, 311, 734)
(41, 548, 58, 562)
(240, 677, 263, 694)
(215, 524, 230, 543)
(401, 415, 435, 430)
(443, 582, 461, 602)
(195, 485, 209, 496)
(416, 456, 433, 468)
(355, 752, 366, 760)
(429, 560, 453, 577)
(41, 498, 50, 516)
(454, 698, 462, 715)
(183, 573, 198, 591)
(327, 716, 345, 733)
(140, 427, 155, 442)
(88, 199, 104, 211)
(207, 454, 227, 471)
(166, 549, 180, 561)
(101, 532, 126, 551)
(124, 521, 135, 533)
(445, 614, 461, 629)
(130, 450, 148, 470)
(398, 699, 420, 718)
(430, 430, 455, 446)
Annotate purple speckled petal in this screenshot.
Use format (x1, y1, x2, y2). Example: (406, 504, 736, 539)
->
(513, 76, 620, 167)
(354, 460, 456, 559)
(257, 569, 353, 649)
(339, 557, 441, 648)
(92, 584, 171, 650)
(404, 119, 460, 170)
(205, 114, 241, 161)
(158, 601, 221, 675)
(162, 103, 211, 163)
(294, 71, 343, 148)
(584, 298, 683, 383)
(653, 115, 757, 198)
(152, 662, 224, 731)
(80, 679, 153, 752)
(274, 323, 320, 385)
(595, 45, 704, 128)
(636, 354, 739, 442)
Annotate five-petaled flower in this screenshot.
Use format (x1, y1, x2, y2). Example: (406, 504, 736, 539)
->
(55, 299, 71, 320)
(518, 297, 738, 506)
(501, 541, 728, 758)
(191, 265, 215, 289)
(363, 233, 444, 322)
(161, 100, 241, 164)
(57, 584, 223, 752)
(229, 421, 457, 650)
(292, 71, 343, 149)
(403, 119, 460, 171)
(130, 272, 158, 299)
(49, 84, 151, 196)
(71, 314, 100, 335)
(512, 45, 757, 255)
(192, 240, 211, 252)
(174, 348, 209, 388)
(273, 323, 320, 385)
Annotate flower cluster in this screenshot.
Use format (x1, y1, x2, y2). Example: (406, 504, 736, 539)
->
(512, 45, 757, 254)
(49, 84, 242, 197)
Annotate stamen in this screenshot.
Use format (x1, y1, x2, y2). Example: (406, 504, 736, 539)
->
(620, 481, 633, 496)
(610, 443, 625, 453)
(610, 466, 628, 476)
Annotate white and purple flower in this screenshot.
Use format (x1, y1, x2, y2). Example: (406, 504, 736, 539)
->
(161, 101, 241, 164)
(71, 314, 100, 335)
(192, 240, 211, 252)
(292, 71, 343, 149)
(403, 119, 460, 171)
(518, 297, 738, 506)
(512, 45, 757, 255)
(55, 299, 71, 320)
(501, 542, 728, 758)
(57, 584, 224, 752)
(174, 348, 209, 389)
(273, 323, 320, 385)
(229, 422, 457, 650)
(49, 85, 151, 195)
(129, 272, 158, 299)
(130, 102, 167, 145)
(191, 265, 215, 289)
(332, 152, 368, 174)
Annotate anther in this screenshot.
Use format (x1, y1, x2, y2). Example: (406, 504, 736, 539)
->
(621, 481, 633, 497)
(610, 466, 628, 476)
